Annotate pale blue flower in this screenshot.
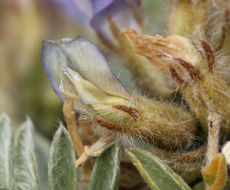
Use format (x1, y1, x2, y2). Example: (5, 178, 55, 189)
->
(42, 36, 130, 114)
(56, 0, 142, 45)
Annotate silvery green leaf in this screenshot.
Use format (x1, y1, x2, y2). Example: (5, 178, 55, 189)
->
(126, 148, 191, 190)
(48, 124, 77, 190)
(88, 143, 121, 190)
(0, 113, 12, 189)
(34, 133, 50, 190)
(12, 118, 39, 190)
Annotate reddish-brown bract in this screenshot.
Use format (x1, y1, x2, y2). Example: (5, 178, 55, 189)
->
(113, 105, 140, 121)
(200, 39, 216, 71)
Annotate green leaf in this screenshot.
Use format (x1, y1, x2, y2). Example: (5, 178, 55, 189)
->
(88, 143, 121, 190)
(34, 133, 50, 190)
(12, 118, 39, 190)
(0, 113, 12, 189)
(126, 148, 191, 190)
(48, 124, 77, 190)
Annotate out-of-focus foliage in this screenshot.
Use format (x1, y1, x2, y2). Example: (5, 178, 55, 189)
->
(0, 113, 77, 190)
(0, 0, 96, 138)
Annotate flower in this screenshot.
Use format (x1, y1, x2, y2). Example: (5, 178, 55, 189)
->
(42, 36, 130, 114)
(56, 0, 142, 46)
(42, 36, 197, 149)
(90, 0, 142, 45)
(51, 0, 174, 99)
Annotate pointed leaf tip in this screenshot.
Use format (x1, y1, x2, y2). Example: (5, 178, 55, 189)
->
(12, 118, 39, 190)
(49, 124, 77, 190)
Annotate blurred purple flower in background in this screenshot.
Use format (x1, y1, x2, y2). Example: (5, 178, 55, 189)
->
(90, 0, 142, 45)
(51, 0, 92, 23)
(58, 0, 142, 46)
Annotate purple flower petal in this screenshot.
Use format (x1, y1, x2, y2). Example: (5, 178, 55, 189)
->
(41, 39, 77, 102)
(91, 0, 141, 45)
(42, 36, 130, 105)
(57, 36, 130, 98)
